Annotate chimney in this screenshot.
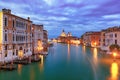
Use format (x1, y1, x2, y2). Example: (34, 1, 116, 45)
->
(28, 17, 30, 20)
(2, 8, 11, 14)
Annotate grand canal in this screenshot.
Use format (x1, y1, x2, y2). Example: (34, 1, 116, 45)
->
(0, 43, 120, 80)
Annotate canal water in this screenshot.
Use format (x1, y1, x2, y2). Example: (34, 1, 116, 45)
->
(0, 43, 120, 80)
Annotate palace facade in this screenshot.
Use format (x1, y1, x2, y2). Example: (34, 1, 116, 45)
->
(0, 8, 48, 63)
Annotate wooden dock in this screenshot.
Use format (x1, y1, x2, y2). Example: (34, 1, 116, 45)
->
(13, 60, 29, 65)
(0, 64, 17, 71)
(31, 58, 41, 62)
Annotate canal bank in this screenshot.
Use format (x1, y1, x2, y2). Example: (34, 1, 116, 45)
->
(0, 43, 120, 80)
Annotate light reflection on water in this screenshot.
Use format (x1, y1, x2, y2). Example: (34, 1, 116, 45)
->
(67, 44, 70, 61)
(39, 55, 44, 72)
(108, 62, 119, 80)
(1, 43, 120, 80)
(91, 47, 99, 80)
(18, 64, 22, 75)
(93, 48, 98, 66)
(30, 67, 35, 80)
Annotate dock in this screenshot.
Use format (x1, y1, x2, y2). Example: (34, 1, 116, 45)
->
(13, 60, 29, 65)
(0, 64, 17, 71)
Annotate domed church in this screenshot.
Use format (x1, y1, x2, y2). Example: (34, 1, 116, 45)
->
(60, 29, 67, 37)
(56, 29, 79, 43)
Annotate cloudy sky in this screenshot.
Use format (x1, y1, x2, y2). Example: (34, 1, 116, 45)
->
(0, 0, 120, 38)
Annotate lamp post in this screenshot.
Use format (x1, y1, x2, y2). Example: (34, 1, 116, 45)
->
(113, 52, 117, 61)
(94, 42, 96, 47)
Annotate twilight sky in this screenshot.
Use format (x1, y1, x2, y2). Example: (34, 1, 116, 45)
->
(0, 0, 120, 38)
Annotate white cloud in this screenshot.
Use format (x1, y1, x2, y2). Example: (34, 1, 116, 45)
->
(43, 0, 55, 6)
(66, 0, 83, 4)
(103, 14, 120, 19)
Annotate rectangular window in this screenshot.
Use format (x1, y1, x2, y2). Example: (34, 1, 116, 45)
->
(5, 45, 7, 50)
(5, 53, 7, 57)
(115, 40, 117, 44)
(4, 17, 8, 27)
(13, 45, 15, 49)
(13, 52, 15, 55)
(13, 34, 14, 41)
(103, 39, 105, 42)
(5, 34, 7, 41)
(115, 33, 117, 38)
(13, 20, 15, 28)
(16, 50, 18, 55)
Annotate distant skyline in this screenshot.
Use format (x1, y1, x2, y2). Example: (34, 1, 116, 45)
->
(0, 0, 120, 38)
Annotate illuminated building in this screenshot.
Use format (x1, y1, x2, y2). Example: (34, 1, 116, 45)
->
(82, 31, 101, 47)
(57, 29, 80, 44)
(90, 32, 101, 47)
(100, 26, 120, 51)
(60, 29, 67, 37)
(0, 8, 48, 63)
(32, 24, 44, 56)
(0, 8, 32, 62)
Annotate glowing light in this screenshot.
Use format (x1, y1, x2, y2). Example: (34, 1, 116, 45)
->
(60, 30, 67, 37)
(18, 50, 23, 59)
(52, 39, 57, 42)
(70, 40, 80, 45)
(109, 62, 119, 80)
(113, 52, 117, 58)
(94, 42, 96, 46)
(37, 40, 43, 52)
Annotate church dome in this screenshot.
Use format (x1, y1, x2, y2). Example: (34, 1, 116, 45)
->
(67, 32, 72, 37)
(60, 29, 67, 37)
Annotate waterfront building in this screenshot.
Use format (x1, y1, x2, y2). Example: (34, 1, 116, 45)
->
(0, 8, 32, 62)
(60, 29, 67, 37)
(0, 8, 48, 63)
(43, 30, 48, 52)
(90, 32, 101, 47)
(100, 27, 120, 51)
(82, 32, 93, 46)
(100, 29, 107, 50)
(82, 31, 101, 47)
(32, 24, 43, 57)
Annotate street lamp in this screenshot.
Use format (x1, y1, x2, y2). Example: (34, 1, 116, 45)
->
(113, 52, 117, 61)
(94, 42, 96, 47)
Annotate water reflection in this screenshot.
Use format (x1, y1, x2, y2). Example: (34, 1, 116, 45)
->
(82, 45, 86, 54)
(18, 64, 22, 75)
(93, 48, 98, 65)
(109, 62, 119, 80)
(39, 55, 44, 72)
(30, 67, 35, 80)
(91, 48, 98, 80)
(67, 44, 70, 61)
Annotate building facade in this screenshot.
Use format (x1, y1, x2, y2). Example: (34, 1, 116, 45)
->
(90, 32, 101, 47)
(100, 27, 120, 51)
(56, 30, 80, 44)
(82, 31, 101, 47)
(32, 24, 44, 55)
(0, 8, 48, 63)
(43, 30, 48, 52)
